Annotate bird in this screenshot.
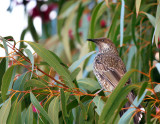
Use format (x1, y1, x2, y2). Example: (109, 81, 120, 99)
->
(87, 37, 141, 124)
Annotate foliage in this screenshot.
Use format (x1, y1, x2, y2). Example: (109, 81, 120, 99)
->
(0, 0, 160, 123)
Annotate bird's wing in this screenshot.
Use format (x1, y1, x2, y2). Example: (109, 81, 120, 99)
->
(95, 55, 126, 88)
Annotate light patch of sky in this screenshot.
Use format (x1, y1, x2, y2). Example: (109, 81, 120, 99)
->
(0, 0, 41, 57)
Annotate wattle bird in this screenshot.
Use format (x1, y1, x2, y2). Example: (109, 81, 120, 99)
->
(87, 38, 141, 124)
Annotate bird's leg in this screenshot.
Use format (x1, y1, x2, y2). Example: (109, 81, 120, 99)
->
(94, 88, 104, 95)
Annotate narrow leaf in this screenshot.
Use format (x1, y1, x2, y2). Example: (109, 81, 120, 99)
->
(120, 0, 125, 47)
(146, 102, 152, 124)
(48, 97, 60, 124)
(0, 58, 6, 89)
(88, 1, 104, 50)
(136, 0, 141, 16)
(143, 12, 156, 27)
(0, 99, 11, 124)
(24, 49, 34, 79)
(69, 51, 96, 72)
(119, 90, 147, 124)
(25, 105, 33, 124)
(138, 82, 148, 100)
(7, 100, 18, 124)
(60, 89, 68, 119)
(24, 79, 47, 90)
(71, 67, 81, 80)
(99, 69, 136, 123)
(30, 92, 53, 124)
(1, 65, 15, 100)
(23, 41, 74, 88)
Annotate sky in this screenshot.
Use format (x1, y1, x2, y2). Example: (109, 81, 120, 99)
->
(0, 0, 41, 57)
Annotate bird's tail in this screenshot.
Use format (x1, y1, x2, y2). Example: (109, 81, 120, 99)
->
(120, 91, 142, 124)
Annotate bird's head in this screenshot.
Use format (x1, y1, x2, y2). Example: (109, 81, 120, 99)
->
(87, 37, 118, 54)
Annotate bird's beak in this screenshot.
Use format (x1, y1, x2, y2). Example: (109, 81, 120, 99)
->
(87, 39, 97, 43)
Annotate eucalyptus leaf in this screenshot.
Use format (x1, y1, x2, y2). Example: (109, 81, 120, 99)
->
(30, 92, 53, 124)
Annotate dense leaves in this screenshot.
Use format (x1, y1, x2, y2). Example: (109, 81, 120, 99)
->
(0, 0, 160, 123)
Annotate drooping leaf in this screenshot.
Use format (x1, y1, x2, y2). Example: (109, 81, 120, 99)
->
(30, 92, 53, 124)
(88, 1, 104, 50)
(24, 49, 34, 79)
(69, 51, 96, 72)
(0, 58, 6, 89)
(13, 72, 30, 91)
(154, 2, 160, 46)
(60, 89, 68, 121)
(143, 12, 156, 27)
(136, 0, 141, 16)
(24, 79, 47, 90)
(48, 96, 60, 124)
(23, 41, 74, 88)
(107, 4, 121, 41)
(138, 82, 148, 100)
(0, 99, 11, 124)
(28, 17, 39, 42)
(1, 65, 16, 100)
(75, 3, 84, 43)
(146, 102, 152, 124)
(71, 67, 81, 80)
(7, 100, 19, 124)
(25, 105, 33, 124)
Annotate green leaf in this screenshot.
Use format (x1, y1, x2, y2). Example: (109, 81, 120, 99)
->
(7, 100, 18, 124)
(107, 5, 121, 41)
(131, 13, 137, 47)
(75, 3, 84, 43)
(98, 69, 137, 124)
(93, 96, 105, 115)
(13, 72, 30, 91)
(59, 1, 81, 19)
(136, 0, 141, 16)
(120, 0, 125, 47)
(48, 96, 60, 124)
(88, 1, 104, 38)
(143, 12, 156, 27)
(77, 78, 101, 92)
(30, 92, 53, 124)
(0, 58, 6, 89)
(60, 89, 68, 121)
(15, 102, 22, 124)
(1, 65, 15, 100)
(71, 67, 81, 80)
(146, 102, 152, 124)
(88, 1, 104, 50)
(23, 41, 74, 88)
(25, 105, 33, 124)
(69, 51, 96, 72)
(138, 82, 148, 100)
(0, 99, 11, 124)
(24, 49, 34, 79)
(28, 17, 39, 42)
(119, 90, 147, 124)
(24, 79, 47, 90)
